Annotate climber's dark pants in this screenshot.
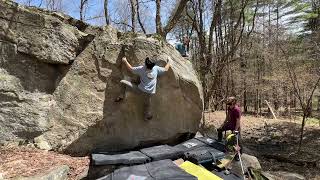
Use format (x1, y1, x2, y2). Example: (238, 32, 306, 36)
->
(120, 80, 152, 120)
(217, 126, 243, 154)
(217, 124, 236, 142)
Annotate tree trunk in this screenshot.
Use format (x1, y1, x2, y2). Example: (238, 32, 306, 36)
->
(293, 93, 297, 109)
(317, 96, 320, 111)
(307, 97, 313, 117)
(298, 114, 307, 151)
(136, 0, 146, 34)
(162, 0, 189, 38)
(243, 90, 248, 113)
(104, 0, 110, 25)
(155, 0, 163, 35)
(284, 86, 289, 116)
(80, 0, 88, 21)
(130, 0, 136, 32)
(240, 35, 247, 113)
(273, 87, 279, 111)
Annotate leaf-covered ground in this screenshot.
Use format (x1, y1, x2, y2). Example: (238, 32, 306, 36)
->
(0, 146, 90, 179)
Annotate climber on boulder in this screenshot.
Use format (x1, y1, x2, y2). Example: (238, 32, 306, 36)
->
(115, 56, 171, 120)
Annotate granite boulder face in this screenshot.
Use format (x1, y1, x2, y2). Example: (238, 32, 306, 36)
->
(0, 0, 203, 155)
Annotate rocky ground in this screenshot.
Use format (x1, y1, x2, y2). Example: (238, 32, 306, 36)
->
(202, 111, 320, 180)
(1, 111, 319, 179)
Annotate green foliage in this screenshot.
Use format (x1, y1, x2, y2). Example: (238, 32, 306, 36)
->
(286, 0, 320, 32)
(244, 7, 256, 23)
(306, 117, 320, 125)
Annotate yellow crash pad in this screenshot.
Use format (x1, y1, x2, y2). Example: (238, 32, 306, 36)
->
(217, 154, 236, 169)
(180, 161, 223, 180)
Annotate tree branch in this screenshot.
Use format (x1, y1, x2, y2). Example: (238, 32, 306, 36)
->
(247, 0, 259, 37)
(162, 0, 189, 38)
(136, 0, 146, 34)
(111, 20, 134, 29)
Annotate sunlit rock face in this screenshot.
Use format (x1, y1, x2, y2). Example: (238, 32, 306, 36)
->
(0, 1, 203, 155)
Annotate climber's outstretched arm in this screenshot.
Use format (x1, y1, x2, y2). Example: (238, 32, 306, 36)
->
(122, 57, 133, 72)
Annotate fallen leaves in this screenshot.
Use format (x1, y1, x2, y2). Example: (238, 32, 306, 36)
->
(0, 146, 89, 179)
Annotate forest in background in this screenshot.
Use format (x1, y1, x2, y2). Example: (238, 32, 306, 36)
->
(15, 0, 320, 148)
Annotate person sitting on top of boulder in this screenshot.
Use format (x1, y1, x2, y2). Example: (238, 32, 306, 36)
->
(115, 56, 171, 121)
(175, 35, 190, 57)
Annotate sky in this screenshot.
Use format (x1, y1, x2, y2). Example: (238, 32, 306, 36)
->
(14, 0, 306, 44)
(14, 0, 176, 34)
(14, 0, 181, 44)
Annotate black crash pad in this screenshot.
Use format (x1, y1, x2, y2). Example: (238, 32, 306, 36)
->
(97, 159, 197, 180)
(174, 138, 207, 152)
(184, 146, 225, 164)
(140, 145, 183, 161)
(92, 151, 151, 165)
(196, 136, 226, 152)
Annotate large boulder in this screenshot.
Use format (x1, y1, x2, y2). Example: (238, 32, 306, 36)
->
(0, 0, 97, 144)
(0, 0, 94, 64)
(0, 1, 203, 155)
(44, 30, 203, 155)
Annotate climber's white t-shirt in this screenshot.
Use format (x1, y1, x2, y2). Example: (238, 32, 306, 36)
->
(132, 65, 166, 94)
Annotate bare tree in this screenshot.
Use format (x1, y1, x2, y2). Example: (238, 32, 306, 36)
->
(25, 0, 33, 6)
(280, 45, 320, 151)
(186, 0, 257, 109)
(104, 0, 110, 25)
(156, 0, 189, 38)
(38, 0, 43, 7)
(45, 0, 63, 11)
(80, 0, 89, 21)
(288, 65, 320, 151)
(129, 0, 137, 32)
(156, 0, 163, 35)
(136, 0, 146, 34)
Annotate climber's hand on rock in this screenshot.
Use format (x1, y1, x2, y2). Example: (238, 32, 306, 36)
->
(122, 57, 128, 63)
(166, 56, 171, 64)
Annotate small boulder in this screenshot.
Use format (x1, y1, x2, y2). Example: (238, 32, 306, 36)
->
(34, 136, 52, 150)
(241, 153, 262, 170)
(231, 153, 261, 177)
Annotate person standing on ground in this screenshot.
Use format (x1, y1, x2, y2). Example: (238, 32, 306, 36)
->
(115, 56, 171, 121)
(218, 97, 242, 157)
(217, 97, 241, 140)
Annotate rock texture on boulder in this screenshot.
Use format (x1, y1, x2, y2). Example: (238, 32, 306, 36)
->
(0, 0, 98, 145)
(0, 1, 203, 155)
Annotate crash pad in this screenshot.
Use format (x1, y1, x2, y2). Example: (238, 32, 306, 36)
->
(180, 161, 223, 180)
(98, 159, 197, 180)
